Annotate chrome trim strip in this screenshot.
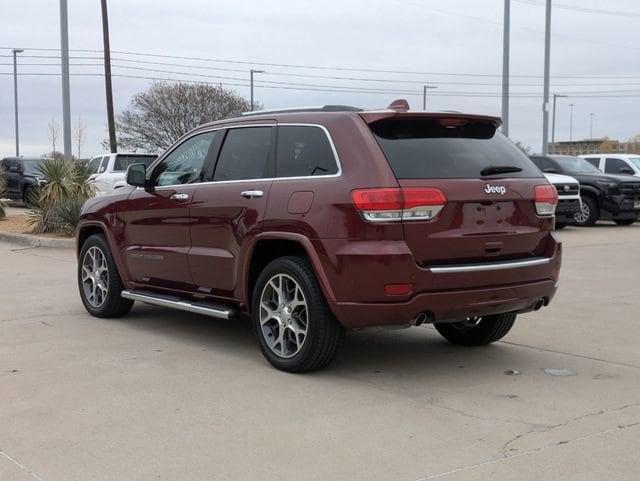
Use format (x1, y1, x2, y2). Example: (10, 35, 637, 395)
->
(121, 290, 235, 319)
(148, 123, 343, 190)
(428, 257, 551, 273)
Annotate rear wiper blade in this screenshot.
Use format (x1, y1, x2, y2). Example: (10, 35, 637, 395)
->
(480, 165, 523, 176)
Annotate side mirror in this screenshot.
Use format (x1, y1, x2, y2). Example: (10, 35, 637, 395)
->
(543, 168, 558, 174)
(620, 168, 635, 175)
(126, 163, 149, 188)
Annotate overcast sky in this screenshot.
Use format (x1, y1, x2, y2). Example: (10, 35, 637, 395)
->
(1, 0, 639, 157)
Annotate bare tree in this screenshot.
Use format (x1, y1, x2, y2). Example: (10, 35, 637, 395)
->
(112, 82, 254, 152)
(73, 115, 87, 159)
(48, 117, 60, 154)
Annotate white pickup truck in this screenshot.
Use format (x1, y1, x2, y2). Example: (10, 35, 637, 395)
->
(87, 153, 157, 195)
(543, 172, 581, 229)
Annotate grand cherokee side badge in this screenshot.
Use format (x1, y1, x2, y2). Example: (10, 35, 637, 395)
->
(484, 185, 506, 195)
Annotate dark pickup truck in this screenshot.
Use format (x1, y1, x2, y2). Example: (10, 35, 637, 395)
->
(531, 154, 640, 226)
(0, 157, 45, 205)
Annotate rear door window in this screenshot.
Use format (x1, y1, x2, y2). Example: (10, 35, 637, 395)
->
(530, 156, 559, 173)
(213, 127, 274, 181)
(605, 158, 629, 174)
(369, 117, 541, 179)
(275, 125, 338, 177)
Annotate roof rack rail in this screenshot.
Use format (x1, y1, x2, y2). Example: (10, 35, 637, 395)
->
(241, 105, 363, 116)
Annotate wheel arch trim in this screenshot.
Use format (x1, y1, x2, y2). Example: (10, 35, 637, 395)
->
(240, 232, 337, 310)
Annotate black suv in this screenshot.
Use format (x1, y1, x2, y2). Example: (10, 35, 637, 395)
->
(530, 154, 640, 226)
(0, 157, 45, 205)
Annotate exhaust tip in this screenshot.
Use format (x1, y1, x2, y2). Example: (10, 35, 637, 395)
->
(413, 311, 434, 326)
(534, 299, 545, 311)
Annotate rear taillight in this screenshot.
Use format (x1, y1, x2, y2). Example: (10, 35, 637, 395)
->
(351, 187, 446, 222)
(534, 184, 558, 216)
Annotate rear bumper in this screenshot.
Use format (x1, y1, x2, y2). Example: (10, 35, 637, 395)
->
(333, 279, 558, 329)
(315, 234, 562, 329)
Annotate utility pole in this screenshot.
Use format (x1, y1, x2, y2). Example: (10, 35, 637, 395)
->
(250, 69, 265, 110)
(541, 0, 552, 154)
(59, 0, 72, 160)
(12, 48, 24, 157)
(422, 85, 437, 110)
(501, 0, 510, 137)
(101, 0, 117, 153)
(569, 103, 575, 142)
(589, 112, 594, 139)
(551, 93, 567, 153)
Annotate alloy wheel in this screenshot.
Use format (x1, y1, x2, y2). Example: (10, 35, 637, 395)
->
(259, 274, 309, 359)
(574, 203, 590, 224)
(81, 246, 109, 308)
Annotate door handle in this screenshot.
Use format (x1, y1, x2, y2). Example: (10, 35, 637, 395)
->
(241, 190, 264, 199)
(170, 193, 190, 202)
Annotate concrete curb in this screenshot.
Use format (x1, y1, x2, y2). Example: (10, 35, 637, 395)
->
(0, 231, 74, 249)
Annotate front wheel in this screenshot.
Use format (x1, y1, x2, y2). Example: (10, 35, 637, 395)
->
(78, 234, 133, 318)
(252, 256, 344, 373)
(434, 313, 516, 346)
(573, 196, 599, 226)
(614, 218, 636, 226)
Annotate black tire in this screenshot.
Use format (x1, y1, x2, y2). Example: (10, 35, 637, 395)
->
(78, 234, 133, 318)
(434, 313, 516, 346)
(614, 218, 636, 226)
(251, 256, 344, 373)
(573, 196, 599, 227)
(555, 223, 567, 230)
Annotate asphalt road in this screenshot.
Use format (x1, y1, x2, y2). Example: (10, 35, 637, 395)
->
(1, 224, 640, 481)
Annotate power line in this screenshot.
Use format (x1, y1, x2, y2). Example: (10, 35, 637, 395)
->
(514, 0, 640, 18)
(7, 61, 640, 89)
(3, 71, 640, 99)
(4, 46, 640, 79)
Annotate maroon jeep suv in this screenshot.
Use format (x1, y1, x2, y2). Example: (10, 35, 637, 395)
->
(76, 101, 561, 372)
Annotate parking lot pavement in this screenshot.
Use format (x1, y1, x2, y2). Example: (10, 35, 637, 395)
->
(1, 224, 639, 481)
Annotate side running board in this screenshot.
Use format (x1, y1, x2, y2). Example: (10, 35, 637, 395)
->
(121, 290, 236, 319)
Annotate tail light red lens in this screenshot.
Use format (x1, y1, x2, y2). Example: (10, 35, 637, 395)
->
(534, 184, 558, 216)
(351, 187, 446, 222)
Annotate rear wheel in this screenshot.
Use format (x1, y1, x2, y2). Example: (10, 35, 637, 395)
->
(78, 234, 133, 318)
(252, 256, 344, 373)
(573, 196, 599, 226)
(434, 313, 516, 346)
(614, 218, 636, 226)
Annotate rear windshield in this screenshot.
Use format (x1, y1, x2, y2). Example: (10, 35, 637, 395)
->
(369, 117, 541, 179)
(114, 155, 157, 171)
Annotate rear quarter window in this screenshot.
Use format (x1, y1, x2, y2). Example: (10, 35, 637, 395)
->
(275, 125, 338, 177)
(369, 117, 541, 179)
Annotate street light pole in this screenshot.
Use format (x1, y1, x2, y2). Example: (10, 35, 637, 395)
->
(551, 93, 567, 154)
(541, 0, 552, 154)
(589, 113, 594, 139)
(422, 84, 437, 110)
(59, 0, 72, 160)
(501, 0, 510, 137)
(12, 48, 24, 157)
(569, 103, 575, 142)
(250, 69, 265, 110)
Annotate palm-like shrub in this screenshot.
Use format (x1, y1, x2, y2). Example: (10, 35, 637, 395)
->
(29, 158, 96, 234)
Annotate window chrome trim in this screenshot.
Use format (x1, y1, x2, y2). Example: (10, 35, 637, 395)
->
(428, 257, 551, 274)
(148, 122, 342, 190)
